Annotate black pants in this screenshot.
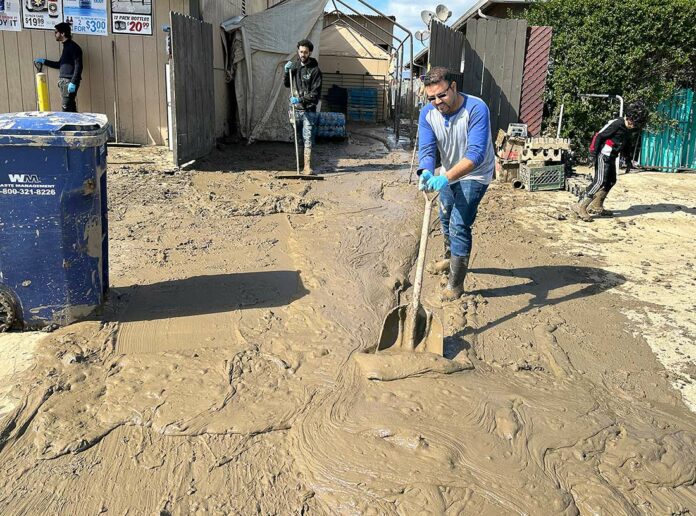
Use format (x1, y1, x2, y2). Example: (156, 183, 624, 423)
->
(58, 78, 78, 113)
(585, 155, 617, 198)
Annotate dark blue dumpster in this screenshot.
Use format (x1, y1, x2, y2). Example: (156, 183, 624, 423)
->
(0, 112, 110, 331)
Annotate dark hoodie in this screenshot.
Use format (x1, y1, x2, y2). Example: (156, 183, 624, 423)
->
(283, 57, 322, 112)
(44, 39, 83, 86)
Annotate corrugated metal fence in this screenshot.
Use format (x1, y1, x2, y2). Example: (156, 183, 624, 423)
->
(641, 89, 696, 172)
(518, 26, 552, 136)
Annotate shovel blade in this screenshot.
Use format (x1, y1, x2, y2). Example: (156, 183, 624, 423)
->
(377, 304, 444, 356)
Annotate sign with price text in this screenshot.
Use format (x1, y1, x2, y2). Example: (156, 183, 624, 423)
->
(22, 0, 64, 30)
(0, 0, 22, 32)
(63, 0, 107, 36)
(111, 0, 151, 35)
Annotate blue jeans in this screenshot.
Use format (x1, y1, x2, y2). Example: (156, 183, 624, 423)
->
(439, 179, 488, 257)
(293, 111, 318, 149)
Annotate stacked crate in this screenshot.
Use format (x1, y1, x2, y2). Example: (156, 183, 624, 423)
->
(347, 88, 378, 123)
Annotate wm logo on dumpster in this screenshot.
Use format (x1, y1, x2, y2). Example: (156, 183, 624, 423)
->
(8, 174, 41, 184)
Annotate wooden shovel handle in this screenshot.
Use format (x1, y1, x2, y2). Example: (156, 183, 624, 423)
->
(408, 190, 439, 350)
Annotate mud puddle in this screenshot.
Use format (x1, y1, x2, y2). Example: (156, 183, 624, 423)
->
(0, 142, 695, 514)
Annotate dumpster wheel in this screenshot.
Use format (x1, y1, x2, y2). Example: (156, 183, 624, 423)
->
(0, 291, 16, 332)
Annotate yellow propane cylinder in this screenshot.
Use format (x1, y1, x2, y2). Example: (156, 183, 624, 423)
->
(35, 72, 51, 111)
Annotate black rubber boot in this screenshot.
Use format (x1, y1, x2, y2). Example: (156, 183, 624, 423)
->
(441, 254, 469, 301)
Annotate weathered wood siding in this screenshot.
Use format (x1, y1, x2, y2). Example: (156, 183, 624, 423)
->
(0, 0, 189, 145)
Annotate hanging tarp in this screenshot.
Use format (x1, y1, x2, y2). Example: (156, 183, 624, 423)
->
(224, 0, 326, 142)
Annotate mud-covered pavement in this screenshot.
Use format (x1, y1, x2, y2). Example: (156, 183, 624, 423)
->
(0, 136, 695, 514)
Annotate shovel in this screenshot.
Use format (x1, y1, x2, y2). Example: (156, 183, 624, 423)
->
(377, 190, 444, 355)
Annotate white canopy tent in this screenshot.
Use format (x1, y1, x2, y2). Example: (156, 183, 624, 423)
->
(319, 22, 391, 76)
(223, 0, 326, 142)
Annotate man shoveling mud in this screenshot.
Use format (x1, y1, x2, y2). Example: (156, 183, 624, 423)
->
(417, 67, 495, 301)
(284, 39, 323, 175)
(572, 101, 648, 221)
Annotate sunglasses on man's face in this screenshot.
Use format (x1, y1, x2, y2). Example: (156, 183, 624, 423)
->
(426, 82, 453, 102)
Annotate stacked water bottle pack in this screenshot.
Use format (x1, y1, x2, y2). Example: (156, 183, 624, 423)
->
(316, 112, 347, 139)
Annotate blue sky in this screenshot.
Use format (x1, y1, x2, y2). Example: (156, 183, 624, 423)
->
(327, 0, 478, 54)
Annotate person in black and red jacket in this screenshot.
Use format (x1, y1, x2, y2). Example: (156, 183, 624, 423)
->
(572, 101, 648, 221)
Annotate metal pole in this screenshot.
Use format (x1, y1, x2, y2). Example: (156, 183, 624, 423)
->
(332, 0, 405, 45)
(394, 45, 402, 137)
(580, 93, 625, 170)
(112, 40, 120, 144)
(579, 93, 623, 117)
(289, 68, 301, 175)
(557, 103, 564, 138)
(332, 0, 416, 146)
(325, 10, 401, 49)
(408, 126, 419, 184)
(396, 42, 404, 142)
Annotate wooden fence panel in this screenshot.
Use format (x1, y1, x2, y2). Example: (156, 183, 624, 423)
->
(462, 22, 476, 94)
(461, 18, 529, 135)
(507, 20, 528, 130)
(170, 12, 215, 165)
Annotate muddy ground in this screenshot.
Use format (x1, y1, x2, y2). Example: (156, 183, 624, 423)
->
(0, 134, 695, 514)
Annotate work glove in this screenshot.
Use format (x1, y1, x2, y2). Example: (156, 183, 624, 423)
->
(426, 174, 449, 192)
(290, 96, 301, 106)
(417, 170, 433, 191)
(34, 58, 45, 64)
(67, 82, 77, 94)
(284, 61, 293, 72)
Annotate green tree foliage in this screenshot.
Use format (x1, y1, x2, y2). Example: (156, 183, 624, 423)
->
(526, 0, 696, 156)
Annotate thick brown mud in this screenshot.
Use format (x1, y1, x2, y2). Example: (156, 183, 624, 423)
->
(0, 137, 695, 514)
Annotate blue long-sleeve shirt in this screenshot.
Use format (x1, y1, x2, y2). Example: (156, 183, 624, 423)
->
(418, 93, 495, 184)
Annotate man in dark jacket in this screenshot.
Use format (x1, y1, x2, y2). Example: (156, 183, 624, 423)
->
(284, 39, 322, 174)
(572, 101, 648, 221)
(34, 22, 82, 113)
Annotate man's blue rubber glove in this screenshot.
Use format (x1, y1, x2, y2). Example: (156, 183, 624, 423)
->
(418, 170, 433, 191)
(426, 174, 449, 191)
(34, 58, 45, 64)
(67, 82, 77, 94)
(284, 61, 293, 72)
(290, 96, 300, 105)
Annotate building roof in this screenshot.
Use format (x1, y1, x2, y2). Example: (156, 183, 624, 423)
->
(451, 0, 532, 30)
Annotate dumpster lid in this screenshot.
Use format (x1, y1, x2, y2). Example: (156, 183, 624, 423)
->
(0, 112, 109, 137)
